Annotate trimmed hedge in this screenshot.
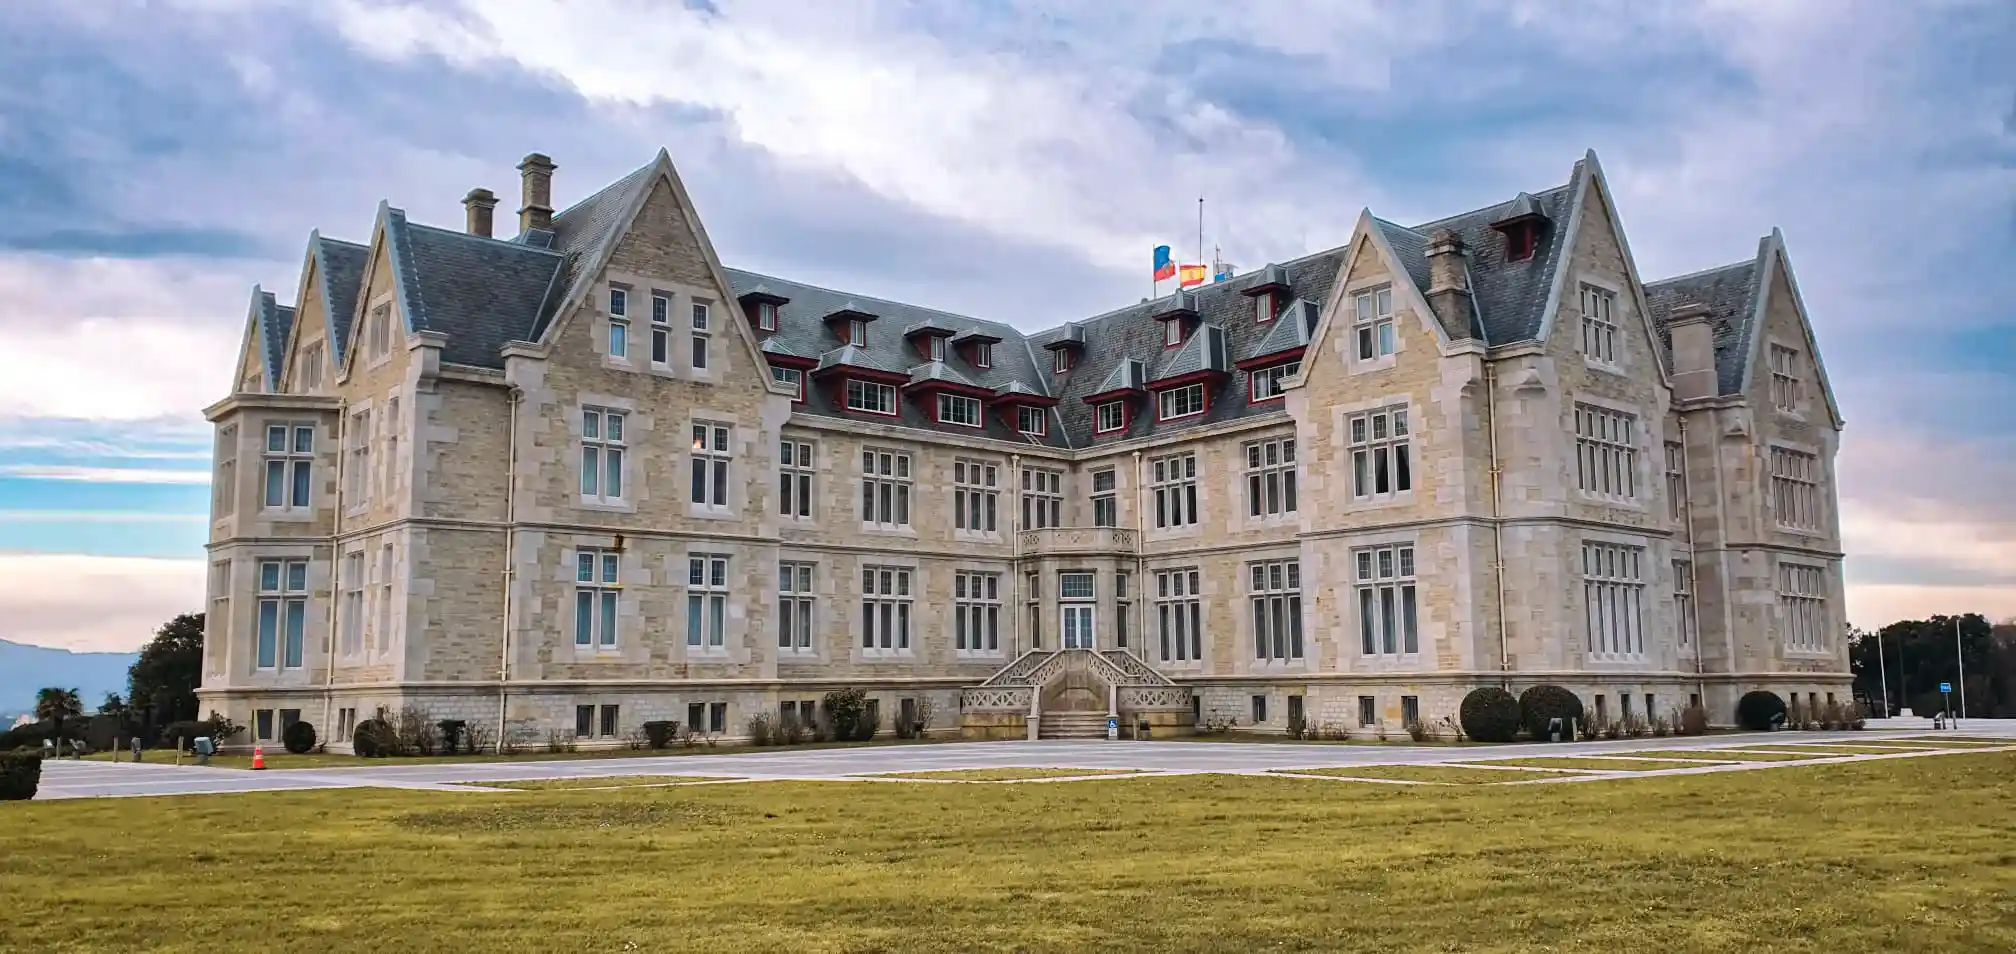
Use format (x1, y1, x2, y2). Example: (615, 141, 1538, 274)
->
(282, 720, 317, 755)
(1737, 690, 1787, 731)
(352, 718, 395, 758)
(822, 688, 870, 742)
(642, 721, 678, 750)
(1519, 685, 1586, 741)
(1458, 687, 1522, 743)
(0, 753, 42, 800)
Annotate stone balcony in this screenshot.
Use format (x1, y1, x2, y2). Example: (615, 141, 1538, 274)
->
(1017, 526, 1138, 556)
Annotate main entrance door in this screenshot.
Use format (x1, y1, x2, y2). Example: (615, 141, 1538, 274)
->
(1061, 605, 1096, 649)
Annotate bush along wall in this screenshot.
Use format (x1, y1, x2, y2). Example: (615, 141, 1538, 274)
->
(1518, 685, 1586, 741)
(0, 753, 43, 800)
(1458, 687, 1522, 743)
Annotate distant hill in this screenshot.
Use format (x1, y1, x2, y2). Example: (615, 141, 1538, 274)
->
(0, 639, 138, 719)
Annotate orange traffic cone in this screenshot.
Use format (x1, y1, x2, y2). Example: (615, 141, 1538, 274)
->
(251, 747, 266, 770)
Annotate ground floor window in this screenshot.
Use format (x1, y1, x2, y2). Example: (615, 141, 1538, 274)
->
(1250, 695, 1268, 725)
(336, 707, 357, 742)
(255, 709, 274, 742)
(1358, 696, 1376, 727)
(1401, 695, 1419, 728)
(687, 701, 729, 736)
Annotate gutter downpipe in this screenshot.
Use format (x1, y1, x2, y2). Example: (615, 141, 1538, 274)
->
(496, 387, 521, 753)
(321, 401, 349, 744)
(1484, 365, 1510, 687)
(1132, 450, 1146, 666)
(1680, 416, 1707, 708)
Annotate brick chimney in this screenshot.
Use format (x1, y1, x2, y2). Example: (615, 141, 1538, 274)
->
(1424, 228, 1479, 340)
(517, 153, 556, 233)
(462, 187, 498, 238)
(1668, 302, 1717, 400)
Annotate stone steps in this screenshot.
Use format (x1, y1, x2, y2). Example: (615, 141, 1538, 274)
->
(1038, 711, 1110, 740)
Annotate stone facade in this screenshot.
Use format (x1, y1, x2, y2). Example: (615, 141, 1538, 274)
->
(197, 148, 1850, 751)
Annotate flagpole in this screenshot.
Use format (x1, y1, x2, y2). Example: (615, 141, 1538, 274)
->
(1197, 198, 1204, 274)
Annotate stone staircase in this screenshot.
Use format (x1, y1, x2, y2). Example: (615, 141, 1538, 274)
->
(1037, 711, 1110, 740)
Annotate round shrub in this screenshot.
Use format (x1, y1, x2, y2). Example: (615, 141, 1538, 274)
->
(1459, 687, 1521, 743)
(1736, 690, 1787, 731)
(352, 718, 395, 758)
(281, 720, 317, 755)
(0, 753, 43, 801)
(1519, 685, 1586, 740)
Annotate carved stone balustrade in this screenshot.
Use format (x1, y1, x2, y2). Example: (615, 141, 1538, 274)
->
(1017, 527, 1138, 556)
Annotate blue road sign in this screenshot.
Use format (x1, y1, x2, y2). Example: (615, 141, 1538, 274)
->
(1940, 682, 1953, 693)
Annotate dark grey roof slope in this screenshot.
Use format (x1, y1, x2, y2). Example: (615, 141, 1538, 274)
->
(722, 266, 1062, 446)
(385, 210, 565, 369)
(1644, 253, 1763, 396)
(1376, 167, 1582, 345)
(527, 160, 658, 343)
(313, 234, 368, 366)
(1245, 299, 1319, 361)
(252, 288, 294, 389)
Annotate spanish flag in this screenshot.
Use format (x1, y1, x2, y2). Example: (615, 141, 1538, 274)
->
(1153, 245, 1176, 282)
(1178, 264, 1208, 288)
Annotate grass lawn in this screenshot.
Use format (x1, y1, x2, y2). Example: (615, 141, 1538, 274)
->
(1895, 735, 2014, 744)
(1740, 745, 1932, 757)
(6, 754, 2016, 953)
(1616, 749, 1827, 762)
(1165, 732, 1480, 747)
(865, 768, 1144, 782)
(1270, 765, 1545, 785)
(82, 736, 961, 771)
(1469, 756, 1730, 772)
(464, 776, 734, 791)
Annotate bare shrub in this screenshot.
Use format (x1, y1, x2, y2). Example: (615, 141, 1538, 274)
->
(393, 706, 438, 756)
(463, 720, 495, 755)
(746, 713, 775, 746)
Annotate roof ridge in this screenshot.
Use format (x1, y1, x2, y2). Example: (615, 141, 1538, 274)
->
(1644, 258, 1758, 287)
(552, 158, 656, 222)
(1408, 181, 1573, 233)
(725, 268, 1024, 335)
(405, 220, 565, 256)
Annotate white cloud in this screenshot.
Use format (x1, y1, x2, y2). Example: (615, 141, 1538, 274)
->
(0, 554, 203, 653)
(1848, 585, 2016, 633)
(0, 510, 206, 524)
(0, 465, 210, 485)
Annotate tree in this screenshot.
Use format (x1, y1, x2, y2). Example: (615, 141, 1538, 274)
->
(35, 688, 84, 743)
(1849, 614, 2013, 718)
(128, 612, 205, 732)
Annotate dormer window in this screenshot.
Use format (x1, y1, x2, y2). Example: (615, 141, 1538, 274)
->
(1506, 224, 1536, 262)
(1163, 320, 1183, 347)
(929, 336, 946, 362)
(1255, 292, 1274, 324)
(1017, 406, 1047, 436)
(758, 301, 778, 331)
(974, 342, 992, 368)
(1052, 350, 1071, 374)
(848, 319, 869, 346)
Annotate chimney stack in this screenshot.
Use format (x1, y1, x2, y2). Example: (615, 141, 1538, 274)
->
(1667, 302, 1717, 401)
(1424, 228, 1479, 340)
(462, 187, 498, 238)
(517, 153, 557, 234)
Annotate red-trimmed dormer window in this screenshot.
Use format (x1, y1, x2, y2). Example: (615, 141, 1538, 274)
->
(1507, 224, 1536, 262)
(758, 301, 778, 331)
(1163, 320, 1182, 348)
(1255, 292, 1274, 323)
(846, 319, 869, 346)
(1016, 406, 1047, 436)
(927, 336, 946, 362)
(974, 342, 992, 368)
(1157, 383, 1207, 422)
(1095, 400, 1128, 434)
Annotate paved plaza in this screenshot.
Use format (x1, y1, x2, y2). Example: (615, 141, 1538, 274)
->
(31, 720, 2016, 800)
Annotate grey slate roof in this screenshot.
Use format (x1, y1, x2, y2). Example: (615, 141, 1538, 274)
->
(1244, 299, 1319, 361)
(815, 343, 907, 377)
(312, 234, 368, 366)
(527, 161, 659, 344)
(1154, 324, 1231, 381)
(1644, 252, 1764, 396)
(251, 288, 295, 389)
(383, 207, 565, 369)
(905, 360, 979, 389)
(1377, 167, 1582, 345)
(1093, 359, 1147, 395)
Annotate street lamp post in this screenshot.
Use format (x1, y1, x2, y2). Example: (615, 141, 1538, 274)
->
(1954, 616, 1969, 723)
(1874, 627, 1890, 719)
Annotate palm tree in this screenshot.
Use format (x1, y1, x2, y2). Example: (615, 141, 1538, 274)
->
(35, 688, 84, 744)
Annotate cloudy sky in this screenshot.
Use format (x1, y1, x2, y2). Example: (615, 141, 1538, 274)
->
(1, 0, 2011, 652)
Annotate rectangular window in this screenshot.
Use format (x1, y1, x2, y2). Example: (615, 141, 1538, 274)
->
(1244, 437, 1297, 518)
(1255, 292, 1274, 324)
(860, 565, 913, 654)
(1249, 361, 1299, 402)
(691, 302, 711, 371)
(1052, 349, 1070, 373)
(599, 704, 619, 739)
(1580, 284, 1618, 365)
(256, 709, 274, 742)
(1151, 452, 1199, 529)
(1115, 571, 1131, 650)
(340, 550, 365, 656)
(1154, 568, 1203, 663)
(1770, 344, 1803, 412)
(609, 315, 629, 359)
(1022, 467, 1063, 530)
(1016, 406, 1047, 436)
(686, 554, 730, 650)
(1158, 383, 1206, 421)
(687, 702, 704, 735)
(1092, 468, 1117, 527)
(1251, 695, 1268, 725)
(1095, 401, 1127, 434)
(209, 560, 231, 656)
(928, 336, 948, 362)
(650, 293, 671, 365)
(366, 303, 393, 360)
(575, 705, 595, 739)
(1674, 560, 1695, 649)
(1348, 407, 1411, 499)
(376, 543, 394, 654)
(778, 561, 815, 652)
(780, 439, 814, 519)
(1582, 541, 1646, 658)
(1573, 404, 1637, 499)
(1665, 441, 1686, 522)
(255, 559, 308, 670)
(758, 301, 778, 332)
(609, 287, 628, 318)
(1770, 446, 1822, 531)
(1026, 572, 1041, 649)
(1354, 545, 1417, 656)
(300, 342, 324, 391)
(974, 342, 993, 367)
(689, 422, 733, 509)
(845, 379, 898, 415)
(1249, 559, 1303, 662)
(213, 425, 237, 516)
(770, 364, 804, 401)
(262, 423, 315, 510)
(1059, 571, 1095, 601)
(382, 397, 399, 502)
(847, 318, 869, 346)
(579, 407, 626, 503)
(1779, 562, 1828, 652)
(336, 707, 355, 742)
(346, 409, 371, 505)
(954, 571, 1001, 655)
(1353, 287, 1395, 361)
(1401, 696, 1420, 728)
(937, 393, 982, 427)
(574, 549, 621, 651)
(954, 459, 999, 533)
(860, 449, 912, 527)
(1163, 319, 1183, 347)
(709, 702, 727, 735)
(1358, 696, 1376, 727)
